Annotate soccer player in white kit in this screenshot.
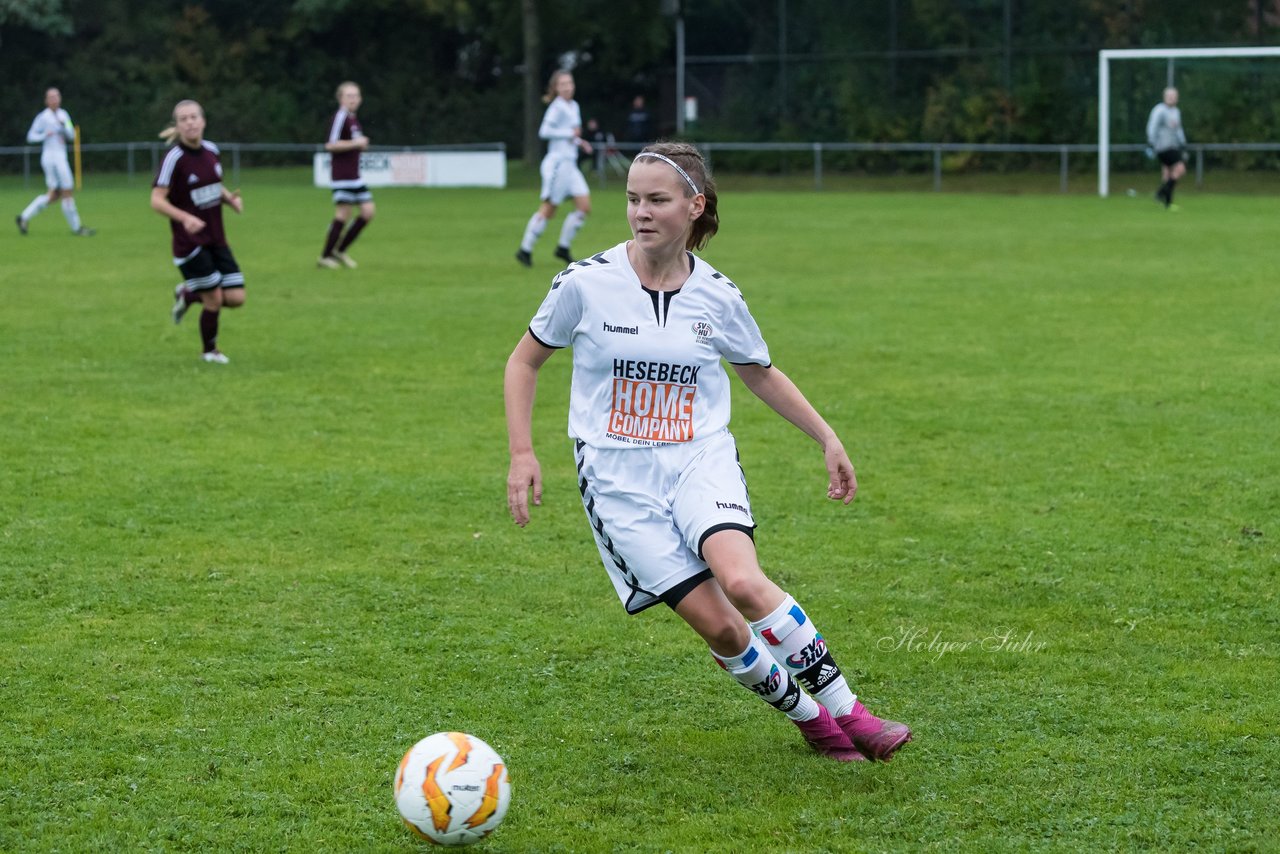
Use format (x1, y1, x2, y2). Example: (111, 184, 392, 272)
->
(505, 142, 912, 763)
(515, 70, 593, 268)
(15, 87, 94, 236)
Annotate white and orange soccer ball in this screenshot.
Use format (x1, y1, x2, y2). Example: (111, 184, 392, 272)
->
(393, 731, 511, 846)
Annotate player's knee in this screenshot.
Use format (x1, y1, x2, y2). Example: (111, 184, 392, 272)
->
(362, 204, 376, 221)
(698, 614, 750, 653)
(715, 569, 771, 614)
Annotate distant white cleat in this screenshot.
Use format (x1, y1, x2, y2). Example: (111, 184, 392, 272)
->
(317, 255, 341, 269)
(333, 250, 358, 269)
(201, 350, 230, 364)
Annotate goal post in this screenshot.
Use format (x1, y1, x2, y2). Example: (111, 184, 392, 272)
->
(1098, 46, 1280, 197)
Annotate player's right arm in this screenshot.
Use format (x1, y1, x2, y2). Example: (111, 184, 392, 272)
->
(1145, 104, 1161, 148)
(150, 186, 205, 235)
(325, 137, 368, 153)
(504, 332, 557, 527)
(538, 102, 575, 141)
(324, 111, 368, 153)
(27, 113, 48, 144)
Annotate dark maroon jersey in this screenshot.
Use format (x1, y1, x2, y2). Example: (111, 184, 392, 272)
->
(154, 141, 229, 258)
(327, 108, 364, 187)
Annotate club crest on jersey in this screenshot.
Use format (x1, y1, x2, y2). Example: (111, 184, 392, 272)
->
(786, 635, 827, 669)
(692, 321, 714, 344)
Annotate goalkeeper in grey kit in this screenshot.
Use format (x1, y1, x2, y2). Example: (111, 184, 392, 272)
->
(1146, 87, 1187, 209)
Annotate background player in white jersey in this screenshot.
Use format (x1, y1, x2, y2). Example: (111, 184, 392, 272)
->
(15, 87, 94, 236)
(151, 101, 245, 364)
(318, 81, 375, 269)
(505, 142, 912, 763)
(515, 70, 593, 268)
(1146, 87, 1188, 209)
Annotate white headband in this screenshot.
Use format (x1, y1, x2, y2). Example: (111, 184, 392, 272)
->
(635, 152, 701, 195)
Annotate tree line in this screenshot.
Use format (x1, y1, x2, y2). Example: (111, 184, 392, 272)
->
(2, 0, 1278, 168)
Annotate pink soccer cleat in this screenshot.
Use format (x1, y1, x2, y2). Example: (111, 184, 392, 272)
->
(836, 701, 912, 762)
(794, 706, 868, 762)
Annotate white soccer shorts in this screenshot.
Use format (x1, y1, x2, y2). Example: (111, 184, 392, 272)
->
(573, 428, 756, 614)
(540, 157, 589, 204)
(41, 154, 74, 191)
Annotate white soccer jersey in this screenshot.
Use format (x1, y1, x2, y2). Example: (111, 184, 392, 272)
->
(528, 241, 771, 450)
(539, 97, 582, 163)
(27, 108, 73, 156)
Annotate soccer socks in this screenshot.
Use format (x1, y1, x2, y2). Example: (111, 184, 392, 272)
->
(337, 216, 369, 252)
(557, 210, 586, 252)
(519, 213, 547, 253)
(711, 635, 819, 723)
(199, 309, 220, 353)
(1165, 179, 1177, 206)
(321, 219, 344, 257)
(60, 197, 81, 232)
(21, 194, 49, 222)
(750, 595, 858, 718)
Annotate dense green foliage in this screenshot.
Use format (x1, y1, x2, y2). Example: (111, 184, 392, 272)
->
(1, 0, 1278, 157)
(1, 171, 1277, 850)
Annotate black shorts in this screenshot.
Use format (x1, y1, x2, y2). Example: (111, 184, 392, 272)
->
(178, 246, 244, 291)
(1157, 149, 1184, 167)
(332, 186, 373, 204)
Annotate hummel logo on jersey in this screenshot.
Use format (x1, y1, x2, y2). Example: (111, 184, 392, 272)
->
(187, 174, 198, 184)
(786, 635, 827, 669)
(749, 664, 783, 697)
(715, 500, 749, 515)
(603, 321, 638, 335)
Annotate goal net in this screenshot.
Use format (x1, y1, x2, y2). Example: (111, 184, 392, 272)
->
(1098, 46, 1280, 196)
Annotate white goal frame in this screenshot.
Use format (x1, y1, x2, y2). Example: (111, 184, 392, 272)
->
(1098, 46, 1280, 197)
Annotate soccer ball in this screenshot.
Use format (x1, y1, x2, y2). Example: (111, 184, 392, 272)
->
(393, 731, 511, 846)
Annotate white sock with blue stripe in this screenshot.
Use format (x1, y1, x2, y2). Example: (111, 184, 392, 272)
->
(711, 634, 818, 722)
(750, 595, 857, 717)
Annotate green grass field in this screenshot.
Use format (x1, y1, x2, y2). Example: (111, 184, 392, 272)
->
(2, 168, 1277, 852)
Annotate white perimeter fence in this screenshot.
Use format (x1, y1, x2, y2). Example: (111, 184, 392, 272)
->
(2, 139, 1278, 192)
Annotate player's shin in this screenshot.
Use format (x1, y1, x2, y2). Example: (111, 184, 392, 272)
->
(749, 594, 857, 717)
(520, 213, 547, 253)
(200, 309, 220, 353)
(60, 197, 81, 231)
(557, 209, 586, 250)
(710, 634, 817, 722)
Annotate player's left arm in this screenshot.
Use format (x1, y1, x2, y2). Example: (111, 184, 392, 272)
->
(732, 362, 857, 504)
(221, 186, 243, 213)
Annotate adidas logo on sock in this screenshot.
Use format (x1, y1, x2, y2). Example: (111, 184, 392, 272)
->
(815, 664, 840, 687)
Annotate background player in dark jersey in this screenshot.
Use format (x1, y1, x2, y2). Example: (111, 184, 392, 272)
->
(150, 100, 245, 364)
(505, 142, 912, 763)
(318, 81, 375, 269)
